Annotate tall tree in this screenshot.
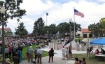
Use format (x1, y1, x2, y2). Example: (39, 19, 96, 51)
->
(57, 22, 69, 33)
(57, 22, 81, 34)
(43, 24, 57, 34)
(88, 18, 105, 37)
(15, 22, 28, 37)
(33, 17, 44, 36)
(0, 0, 26, 26)
(49, 24, 57, 34)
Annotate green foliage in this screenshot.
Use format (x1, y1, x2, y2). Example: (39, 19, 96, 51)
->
(42, 24, 57, 34)
(32, 18, 81, 36)
(0, 0, 26, 26)
(15, 22, 28, 37)
(88, 18, 105, 37)
(57, 22, 69, 33)
(75, 38, 83, 42)
(57, 22, 81, 34)
(33, 17, 44, 35)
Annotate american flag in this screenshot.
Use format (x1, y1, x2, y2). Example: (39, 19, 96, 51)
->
(74, 9, 84, 18)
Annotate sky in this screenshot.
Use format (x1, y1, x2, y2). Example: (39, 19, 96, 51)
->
(3, 0, 105, 33)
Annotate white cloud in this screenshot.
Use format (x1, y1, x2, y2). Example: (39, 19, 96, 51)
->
(3, 0, 105, 33)
(7, 17, 34, 33)
(20, 0, 55, 15)
(97, 0, 105, 2)
(43, 0, 105, 28)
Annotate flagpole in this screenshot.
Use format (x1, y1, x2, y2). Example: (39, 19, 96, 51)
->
(46, 14, 47, 26)
(73, 8, 75, 41)
(46, 13, 48, 26)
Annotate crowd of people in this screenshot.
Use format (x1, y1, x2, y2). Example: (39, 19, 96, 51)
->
(0, 37, 48, 64)
(0, 37, 88, 64)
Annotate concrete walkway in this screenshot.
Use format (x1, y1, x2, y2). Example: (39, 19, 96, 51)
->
(20, 56, 74, 64)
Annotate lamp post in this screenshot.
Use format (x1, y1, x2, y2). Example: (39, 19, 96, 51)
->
(0, 6, 6, 64)
(69, 18, 72, 39)
(69, 18, 72, 51)
(46, 13, 48, 26)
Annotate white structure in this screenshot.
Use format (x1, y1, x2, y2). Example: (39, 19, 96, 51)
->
(0, 28, 11, 37)
(76, 28, 92, 38)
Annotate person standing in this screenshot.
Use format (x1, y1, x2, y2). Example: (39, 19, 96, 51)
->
(5, 46, 9, 58)
(65, 47, 69, 60)
(68, 45, 72, 59)
(34, 47, 38, 62)
(18, 45, 23, 62)
(12, 46, 17, 58)
(37, 47, 43, 64)
(27, 46, 34, 62)
(48, 48, 54, 63)
(87, 46, 93, 57)
(13, 53, 20, 64)
(0, 47, 2, 54)
(62, 46, 66, 60)
(8, 45, 12, 58)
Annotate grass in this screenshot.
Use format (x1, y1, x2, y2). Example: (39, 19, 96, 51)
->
(73, 54, 105, 64)
(22, 44, 48, 60)
(0, 44, 48, 63)
(75, 38, 83, 42)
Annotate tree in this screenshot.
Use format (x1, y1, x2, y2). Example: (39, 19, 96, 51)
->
(49, 24, 57, 34)
(88, 18, 105, 37)
(57, 22, 69, 33)
(57, 22, 81, 34)
(0, 0, 26, 26)
(42, 24, 57, 34)
(33, 17, 44, 36)
(15, 22, 28, 37)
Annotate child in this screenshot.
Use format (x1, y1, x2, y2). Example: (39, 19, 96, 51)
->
(25, 52, 29, 58)
(79, 60, 82, 64)
(82, 58, 86, 64)
(74, 58, 79, 64)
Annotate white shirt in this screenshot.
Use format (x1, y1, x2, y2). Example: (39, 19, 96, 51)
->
(37, 49, 43, 54)
(66, 49, 69, 54)
(62, 48, 66, 54)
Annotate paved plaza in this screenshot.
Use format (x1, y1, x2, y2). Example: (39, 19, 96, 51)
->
(20, 56, 71, 64)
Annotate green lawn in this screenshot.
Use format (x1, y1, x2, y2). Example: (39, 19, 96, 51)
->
(22, 44, 48, 60)
(73, 54, 105, 64)
(75, 38, 83, 42)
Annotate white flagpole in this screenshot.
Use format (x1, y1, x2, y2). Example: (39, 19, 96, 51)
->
(46, 14, 47, 26)
(73, 8, 75, 41)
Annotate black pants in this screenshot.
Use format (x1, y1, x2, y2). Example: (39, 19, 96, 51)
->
(9, 52, 11, 58)
(12, 52, 15, 58)
(35, 55, 37, 61)
(5, 53, 9, 58)
(49, 56, 53, 62)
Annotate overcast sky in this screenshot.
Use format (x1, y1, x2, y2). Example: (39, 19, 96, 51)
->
(2, 0, 105, 33)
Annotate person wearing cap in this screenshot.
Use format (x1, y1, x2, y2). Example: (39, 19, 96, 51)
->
(27, 46, 34, 62)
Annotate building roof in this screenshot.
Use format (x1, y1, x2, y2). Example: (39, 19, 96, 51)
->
(0, 28, 11, 31)
(81, 28, 91, 33)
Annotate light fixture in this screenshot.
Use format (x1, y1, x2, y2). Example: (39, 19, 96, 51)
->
(0, 7, 6, 14)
